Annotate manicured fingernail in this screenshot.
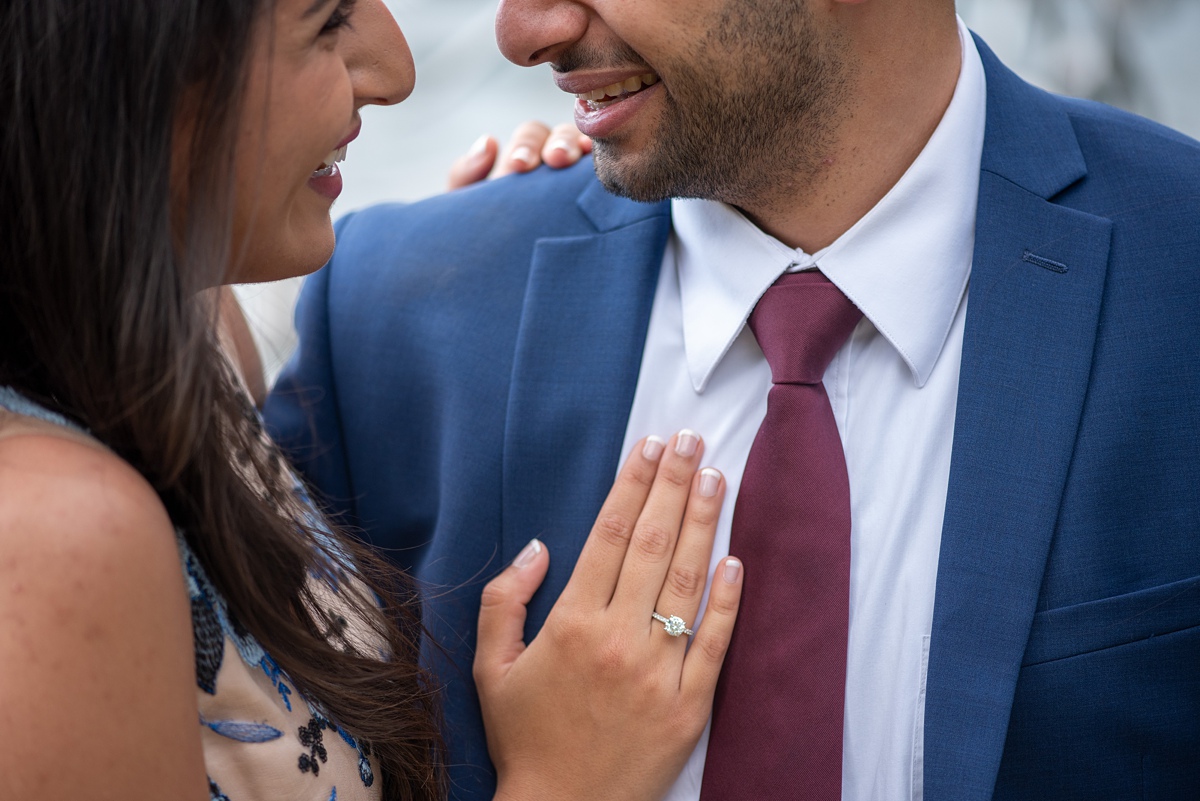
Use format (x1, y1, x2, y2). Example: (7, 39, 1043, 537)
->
(510, 146, 535, 168)
(514, 538, 542, 569)
(675, 429, 699, 457)
(642, 435, 666, 461)
(468, 134, 490, 160)
(698, 468, 721, 497)
(547, 138, 572, 155)
(723, 558, 742, 584)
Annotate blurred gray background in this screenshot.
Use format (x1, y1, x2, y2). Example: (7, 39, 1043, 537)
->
(237, 0, 1200, 382)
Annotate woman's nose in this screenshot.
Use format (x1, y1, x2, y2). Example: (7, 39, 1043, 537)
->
(345, 0, 416, 108)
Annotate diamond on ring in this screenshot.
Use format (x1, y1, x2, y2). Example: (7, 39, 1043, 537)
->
(651, 611, 694, 637)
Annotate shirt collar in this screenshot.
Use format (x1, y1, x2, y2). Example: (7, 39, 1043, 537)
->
(672, 17, 987, 392)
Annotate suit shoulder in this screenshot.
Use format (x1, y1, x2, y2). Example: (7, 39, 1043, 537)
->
(1057, 94, 1200, 182)
(323, 158, 668, 298)
(1041, 95, 1200, 253)
(336, 158, 603, 250)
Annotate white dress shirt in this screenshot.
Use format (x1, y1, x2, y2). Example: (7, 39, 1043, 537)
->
(618, 19, 987, 801)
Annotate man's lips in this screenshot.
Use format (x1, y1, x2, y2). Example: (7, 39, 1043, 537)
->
(553, 69, 660, 99)
(576, 72, 660, 106)
(572, 81, 662, 140)
(556, 70, 663, 140)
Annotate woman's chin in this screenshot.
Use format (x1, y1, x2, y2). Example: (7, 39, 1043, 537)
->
(227, 222, 336, 285)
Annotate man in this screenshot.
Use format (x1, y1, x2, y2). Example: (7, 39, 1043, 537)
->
(265, 0, 1200, 798)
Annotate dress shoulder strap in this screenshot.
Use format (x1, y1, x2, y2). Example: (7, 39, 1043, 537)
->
(0, 386, 88, 435)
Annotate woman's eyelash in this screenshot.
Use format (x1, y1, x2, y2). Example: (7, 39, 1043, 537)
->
(321, 0, 358, 34)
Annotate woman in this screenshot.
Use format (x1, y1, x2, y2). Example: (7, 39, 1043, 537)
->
(0, 1, 743, 800)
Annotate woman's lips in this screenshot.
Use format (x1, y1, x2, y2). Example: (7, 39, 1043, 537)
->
(335, 121, 362, 151)
(308, 163, 343, 201)
(307, 120, 359, 202)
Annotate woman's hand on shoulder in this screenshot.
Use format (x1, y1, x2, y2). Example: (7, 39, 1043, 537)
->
(474, 432, 743, 801)
(0, 431, 207, 800)
(446, 121, 593, 190)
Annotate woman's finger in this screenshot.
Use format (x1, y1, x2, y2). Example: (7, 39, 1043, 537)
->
(609, 430, 705, 619)
(681, 557, 743, 698)
(650, 467, 725, 645)
(541, 123, 592, 169)
(558, 436, 667, 611)
(474, 539, 551, 689)
(446, 134, 499, 190)
(448, 124, 591, 189)
(493, 120, 553, 178)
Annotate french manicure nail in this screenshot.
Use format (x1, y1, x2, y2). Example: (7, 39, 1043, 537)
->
(698, 468, 721, 497)
(642, 435, 666, 461)
(723, 558, 742, 584)
(547, 138, 572, 154)
(675, 429, 700, 457)
(468, 134, 490, 160)
(514, 538, 542, 569)
(511, 146, 535, 168)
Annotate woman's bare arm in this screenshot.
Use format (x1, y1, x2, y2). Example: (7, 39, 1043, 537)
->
(0, 426, 208, 800)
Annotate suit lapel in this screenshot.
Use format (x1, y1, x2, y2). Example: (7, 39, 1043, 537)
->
(924, 38, 1113, 800)
(502, 184, 671, 637)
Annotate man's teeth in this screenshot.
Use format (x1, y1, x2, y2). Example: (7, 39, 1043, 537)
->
(316, 145, 349, 172)
(577, 73, 660, 103)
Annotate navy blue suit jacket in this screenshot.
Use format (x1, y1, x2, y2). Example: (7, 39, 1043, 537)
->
(266, 38, 1200, 800)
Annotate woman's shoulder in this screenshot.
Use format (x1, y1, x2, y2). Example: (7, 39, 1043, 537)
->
(0, 411, 175, 552)
(0, 413, 207, 798)
(0, 411, 185, 627)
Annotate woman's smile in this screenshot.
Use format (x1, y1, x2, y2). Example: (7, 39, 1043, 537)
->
(224, 0, 414, 284)
(308, 120, 362, 200)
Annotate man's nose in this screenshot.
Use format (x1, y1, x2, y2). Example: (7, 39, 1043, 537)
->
(495, 0, 589, 67)
(347, 0, 416, 109)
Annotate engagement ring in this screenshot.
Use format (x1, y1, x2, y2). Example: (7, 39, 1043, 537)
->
(651, 611, 694, 637)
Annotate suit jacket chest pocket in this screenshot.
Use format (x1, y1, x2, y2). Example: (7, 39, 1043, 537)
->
(993, 575, 1200, 800)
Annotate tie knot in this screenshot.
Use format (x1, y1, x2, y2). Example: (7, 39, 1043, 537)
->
(748, 272, 863, 385)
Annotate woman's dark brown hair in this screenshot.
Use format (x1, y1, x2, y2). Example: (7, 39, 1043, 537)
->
(0, 1, 444, 798)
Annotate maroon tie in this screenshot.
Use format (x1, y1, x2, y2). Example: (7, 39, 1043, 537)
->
(701, 271, 862, 801)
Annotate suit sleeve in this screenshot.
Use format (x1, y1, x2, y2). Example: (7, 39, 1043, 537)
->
(263, 215, 359, 529)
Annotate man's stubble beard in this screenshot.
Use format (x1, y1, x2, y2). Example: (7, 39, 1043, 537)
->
(593, 0, 852, 209)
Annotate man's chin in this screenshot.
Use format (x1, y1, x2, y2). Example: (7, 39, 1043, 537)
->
(592, 146, 677, 204)
(596, 173, 663, 204)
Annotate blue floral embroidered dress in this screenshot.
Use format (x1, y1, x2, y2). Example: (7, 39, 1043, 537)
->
(0, 387, 381, 801)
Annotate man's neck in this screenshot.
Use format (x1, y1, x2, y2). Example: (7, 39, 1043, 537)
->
(741, 7, 962, 253)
